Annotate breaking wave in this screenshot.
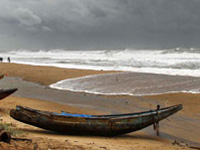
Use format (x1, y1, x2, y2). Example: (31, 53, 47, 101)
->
(1, 47, 200, 77)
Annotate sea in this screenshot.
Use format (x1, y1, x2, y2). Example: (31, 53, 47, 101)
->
(1, 48, 200, 96)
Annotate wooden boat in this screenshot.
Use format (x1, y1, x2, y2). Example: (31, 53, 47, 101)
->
(0, 88, 17, 100)
(0, 74, 3, 80)
(10, 104, 182, 136)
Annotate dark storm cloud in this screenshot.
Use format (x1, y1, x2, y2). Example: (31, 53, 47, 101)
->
(0, 0, 200, 50)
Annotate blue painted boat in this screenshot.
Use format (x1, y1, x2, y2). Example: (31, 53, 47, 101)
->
(10, 104, 182, 136)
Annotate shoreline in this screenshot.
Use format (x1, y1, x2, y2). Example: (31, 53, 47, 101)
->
(49, 71, 200, 97)
(0, 62, 199, 149)
(0, 62, 115, 86)
(2, 62, 200, 87)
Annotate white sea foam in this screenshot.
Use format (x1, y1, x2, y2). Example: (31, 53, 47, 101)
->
(50, 72, 200, 96)
(1, 48, 200, 77)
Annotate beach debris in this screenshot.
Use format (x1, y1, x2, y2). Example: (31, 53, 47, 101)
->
(34, 143, 38, 150)
(0, 128, 11, 143)
(189, 146, 200, 150)
(172, 140, 188, 147)
(100, 146, 107, 149)
(12, 137, 32, 142)
(172, 140, 200, 150)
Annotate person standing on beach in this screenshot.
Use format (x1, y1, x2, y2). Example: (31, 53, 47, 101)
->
(7, 57, 10, 63)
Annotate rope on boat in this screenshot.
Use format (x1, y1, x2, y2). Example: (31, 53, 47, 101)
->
(153, 105, 160, 136)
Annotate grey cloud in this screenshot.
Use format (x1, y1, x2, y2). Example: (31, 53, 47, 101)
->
(0, 0, 200, 50)
(41, 26, 53, 32)
(13, 7, 41, 26)
(89, 7, 107, 18)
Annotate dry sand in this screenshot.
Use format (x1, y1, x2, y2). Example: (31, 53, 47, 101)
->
(0, 62, 198, 150)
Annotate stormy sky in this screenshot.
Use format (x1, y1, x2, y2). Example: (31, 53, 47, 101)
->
(0, 0, 200, 50)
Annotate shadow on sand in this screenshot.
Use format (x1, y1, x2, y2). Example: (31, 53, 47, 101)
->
(20, 128, 164, 142)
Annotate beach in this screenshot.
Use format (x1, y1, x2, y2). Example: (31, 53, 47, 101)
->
(0, 63, 199, 149)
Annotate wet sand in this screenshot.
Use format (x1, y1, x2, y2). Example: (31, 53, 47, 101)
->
(0, 63, 198, 149)
(0, 63, 114, 86)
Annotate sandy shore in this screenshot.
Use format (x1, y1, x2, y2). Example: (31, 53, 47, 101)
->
(0, 97, 187, 150)
(0, 63, 114, 86)
(0, 63, 198, 149)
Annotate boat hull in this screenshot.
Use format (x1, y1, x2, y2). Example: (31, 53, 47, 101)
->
(0, 88, 17, 100)
(10, 104, 182, 136)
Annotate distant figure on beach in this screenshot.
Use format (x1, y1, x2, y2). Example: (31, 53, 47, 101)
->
(0, 57, 3, 62)
(7, 57, 10, 63)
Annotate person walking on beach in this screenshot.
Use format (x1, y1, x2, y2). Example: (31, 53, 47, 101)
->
(7, 57, 10, 63)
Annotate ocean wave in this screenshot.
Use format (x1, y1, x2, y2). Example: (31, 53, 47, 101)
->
(161, 47, 200, 54)
(1, 48, 200, 77)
